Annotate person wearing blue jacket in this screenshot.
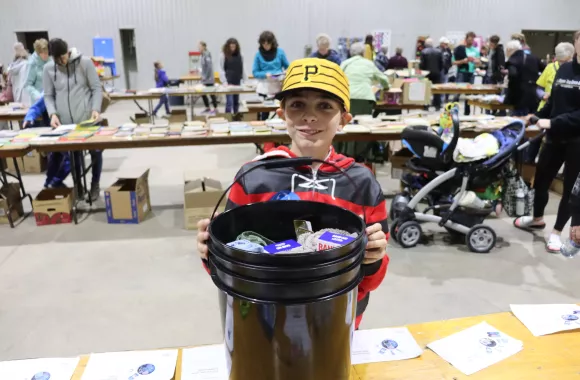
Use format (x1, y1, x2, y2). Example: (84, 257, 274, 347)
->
(153, 61, 170, 117)
(310, 33, 342, 66)
(252, 31, 289, 120)
(23, 94, 70, 188)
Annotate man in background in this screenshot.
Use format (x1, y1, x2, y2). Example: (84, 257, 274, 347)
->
(310, 33, 342, 65)
(420, 38, 444, 110)
(488, 35, 506, 85)
(453, 31, 480, 115)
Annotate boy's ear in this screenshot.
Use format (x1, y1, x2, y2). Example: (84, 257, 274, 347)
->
(341, 112, 353, 126)
(276, 108, 286, 120)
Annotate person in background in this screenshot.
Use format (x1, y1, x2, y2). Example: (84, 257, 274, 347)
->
(25, 38, 50, 104)
(503, 39, 541, 117)
(514, 31, 580, 253)
(22, 94, 69, 188)
(536, 42, 574, 111)
(310, 33, 342, 65)
(511, 33, 531, 54)
(152, 61, 170, 118)
(219, 38, 246, 115)
(7, 42, 30, 105)
(439, 37, 453, 104)
(488, 35, 506, 85)
(199, 41, 218, 115)
(364, 34, 375, 61)
(374, 45, 389, 72)
(419, 38, 443, 110)
(479, 45, 490, 80)
(43, 38, 103, 201)
(338, 42, 389, 163)
(252, 31, 290, 120)
(387, 47, 408, 70)
(453, 31, 480, 115)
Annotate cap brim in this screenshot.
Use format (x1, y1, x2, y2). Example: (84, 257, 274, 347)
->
(274, 86, 349, 111)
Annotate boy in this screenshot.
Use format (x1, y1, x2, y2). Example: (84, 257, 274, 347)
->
(197, 58, 389, 329)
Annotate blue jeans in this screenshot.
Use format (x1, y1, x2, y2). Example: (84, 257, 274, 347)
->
(153, 94, 170, 116)
(45, 151, 103, 187)
(226, 94, 240, 113)
(455, 72, 474, 115)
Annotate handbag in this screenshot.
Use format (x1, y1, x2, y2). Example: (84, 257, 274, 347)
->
(502, 166, 534, 217)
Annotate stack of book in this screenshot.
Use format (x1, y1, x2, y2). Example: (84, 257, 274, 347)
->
(229, 122, 253, 136)
(209, 121, 230, 137)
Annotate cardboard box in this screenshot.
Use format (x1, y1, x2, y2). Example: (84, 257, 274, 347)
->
(388, 142, 413, 180)
(1, 157, 24, 173)
(105, 169, 151, 224)
(134, 112, 150, 124)
(184, 175, 223, 230)
(22, 150, 47, 173)
(33, 188, 74, 226)
(0, 183, 24, 225)
(401, 78, 432, 105)
(169, 109, 187, 123)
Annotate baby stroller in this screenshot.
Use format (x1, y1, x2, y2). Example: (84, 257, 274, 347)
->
(390, 109, 529, 253)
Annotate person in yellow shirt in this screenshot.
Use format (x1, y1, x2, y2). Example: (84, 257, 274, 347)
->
(364, 34, 375, 61)
(537, 42, 575, 111)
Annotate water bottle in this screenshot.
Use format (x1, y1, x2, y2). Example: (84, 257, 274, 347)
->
(561, 239, 580, 258)
(515, 188, 525, 216)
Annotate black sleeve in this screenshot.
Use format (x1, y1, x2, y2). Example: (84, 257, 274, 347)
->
(419, 52, 426, 70)
(497, 48, 506, 69)
(551, 109, 580, 132)
(571, 173, 580, 226)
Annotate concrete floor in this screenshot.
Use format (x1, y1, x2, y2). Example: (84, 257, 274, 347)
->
(1, 101, 579, 361)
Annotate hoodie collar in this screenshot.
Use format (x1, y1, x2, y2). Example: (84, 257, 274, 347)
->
(253, 145, 355, 173)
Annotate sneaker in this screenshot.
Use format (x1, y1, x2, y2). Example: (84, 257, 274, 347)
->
(162, 114, 171, 119)
(546, 234, 562, 253)
(87, 183, 100, 202)
(201, 108, 212, 115)
(209, 109, 217, 116)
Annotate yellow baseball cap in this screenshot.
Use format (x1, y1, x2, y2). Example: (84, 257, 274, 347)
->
(275, 58, 350, 112)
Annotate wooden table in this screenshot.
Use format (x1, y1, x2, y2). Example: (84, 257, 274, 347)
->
(468, 100, 514, 113)
(432, 85, 502, 95)
(0, 110, 27, 129)
(67, 310, 580, 379)
(375, 102, 427, 112)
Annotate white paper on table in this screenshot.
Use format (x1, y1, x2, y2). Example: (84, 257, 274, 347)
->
(181, 344, 228, 380)
(81, 349, 178, 380)
(408, 81, 426, 101)
(0, 357, 79, 380)
(53, 124, 76, 132)
(351, 327, 423, 365)
(427, 322, 523, 376)
(510, 304, 580, 337)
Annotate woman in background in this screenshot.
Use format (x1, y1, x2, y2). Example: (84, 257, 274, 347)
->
(364, 34, 375, 61)
(503, 39, 540, 117)
(536, 42, 575, 111)
(514, 31, 580, 253)
(153, 61, 170, 118)
(25, 38, 50, 104)
(252, 31, 289, 120)
(219, 38, 245, 115)
(7, 42, 30, 105)
(199, 41, 218, 115)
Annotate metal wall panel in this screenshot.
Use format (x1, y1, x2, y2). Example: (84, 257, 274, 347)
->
(1, 0, 578, 90)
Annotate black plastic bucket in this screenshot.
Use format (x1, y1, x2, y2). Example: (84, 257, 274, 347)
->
(206, 158, 368, 380)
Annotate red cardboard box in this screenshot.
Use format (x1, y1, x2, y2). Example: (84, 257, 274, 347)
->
(33, 188, 74, 226)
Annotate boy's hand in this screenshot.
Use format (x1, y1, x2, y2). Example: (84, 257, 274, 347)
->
(364, 223, 387, 264)
(197, 212, 220, 260)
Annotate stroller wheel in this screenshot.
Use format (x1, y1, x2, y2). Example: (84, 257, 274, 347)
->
(466, 224, 496, 253)
(396, 221, 422, 248)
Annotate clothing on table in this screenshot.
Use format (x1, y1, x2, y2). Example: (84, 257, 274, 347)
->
(202, 84, 218, 109)
(387, 54, 408, 70)
(7, 57, 30, 105)
(364, 44, 375, 61)
(532, 140, 580, 231)
(25, 52, 49, 104)
(341, 55, 389, 102)
(536, 61, 560, 111)
(252, 47, 290, 96)
(310, 49, 342, 66)
(200, 51, 215, 85)
(504, 50, 541, 114)
(215, 145, 389, 329)
(42, 48, 102, 124)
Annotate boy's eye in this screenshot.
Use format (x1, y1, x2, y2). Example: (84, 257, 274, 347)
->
(289, 100, 305, 109)
(318, 102, 334, 110)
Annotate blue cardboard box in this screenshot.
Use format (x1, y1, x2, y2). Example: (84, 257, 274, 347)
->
(105, 169, 151, 224)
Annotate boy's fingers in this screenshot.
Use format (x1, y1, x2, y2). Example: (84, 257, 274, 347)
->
(197, 243, 208, 260)
(197, 231, 209, 243)
(366, 239, 387, 250)
(366, 223, 383, 235)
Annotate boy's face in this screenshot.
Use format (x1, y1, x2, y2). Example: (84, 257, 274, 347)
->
(277, 90, 352, 154)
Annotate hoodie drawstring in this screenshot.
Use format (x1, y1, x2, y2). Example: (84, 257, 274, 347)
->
(73, 61, 77, 84)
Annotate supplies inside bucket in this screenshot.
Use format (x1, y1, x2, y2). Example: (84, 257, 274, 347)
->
(226, 219, 357, 255)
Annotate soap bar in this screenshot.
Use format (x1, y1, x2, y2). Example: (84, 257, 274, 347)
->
(317, 232, 356, 251)
(264, 240, 302, 254)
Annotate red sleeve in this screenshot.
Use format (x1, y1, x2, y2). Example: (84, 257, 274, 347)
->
(357, 255, 389, 301)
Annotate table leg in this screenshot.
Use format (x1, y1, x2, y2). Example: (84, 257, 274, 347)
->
(149, 99, 155, 124)
(68, 151, 81, 224)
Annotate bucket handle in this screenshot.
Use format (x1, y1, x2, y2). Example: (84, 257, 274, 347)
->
(210, 157, 367, 224)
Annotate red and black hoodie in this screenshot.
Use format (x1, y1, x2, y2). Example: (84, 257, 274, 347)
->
(220, 146, 389, 329)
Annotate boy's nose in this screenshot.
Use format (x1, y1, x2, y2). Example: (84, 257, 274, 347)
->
(302, 112, 317, 124)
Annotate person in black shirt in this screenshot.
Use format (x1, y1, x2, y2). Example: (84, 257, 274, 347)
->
(219, 38, 245, 115)
(504, 40, 541, 116)
(420, 38, 443, 110)
(514, 31, 580, 253)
